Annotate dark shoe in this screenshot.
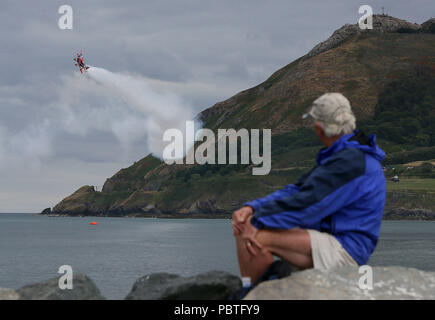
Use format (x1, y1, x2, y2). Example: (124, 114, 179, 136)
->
(254, 259, 292, 284)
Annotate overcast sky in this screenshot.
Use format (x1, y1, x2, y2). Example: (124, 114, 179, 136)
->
(0, 0, 433, 212)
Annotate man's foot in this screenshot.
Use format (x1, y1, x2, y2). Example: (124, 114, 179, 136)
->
(230, 260, 293, 300)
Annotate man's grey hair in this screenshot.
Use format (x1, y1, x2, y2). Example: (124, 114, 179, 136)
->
(309, 93, 356, 138)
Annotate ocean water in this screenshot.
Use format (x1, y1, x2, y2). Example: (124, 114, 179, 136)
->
(0, 213, 434, 299)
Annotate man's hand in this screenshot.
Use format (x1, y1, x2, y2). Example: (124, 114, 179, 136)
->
(232, 206, 254, 235)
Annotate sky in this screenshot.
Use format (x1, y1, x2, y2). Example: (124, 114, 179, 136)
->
(0, 0, 433, 212)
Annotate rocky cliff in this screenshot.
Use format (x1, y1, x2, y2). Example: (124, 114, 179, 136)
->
(307, 15, 423, 58)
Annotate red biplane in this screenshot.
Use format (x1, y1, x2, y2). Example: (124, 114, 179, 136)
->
(73, 51, 90, 73)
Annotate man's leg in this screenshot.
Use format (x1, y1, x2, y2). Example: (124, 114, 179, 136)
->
(235, 228, 313, 283)
(235, 233, 274, 283)
(257, 228, 313, 268)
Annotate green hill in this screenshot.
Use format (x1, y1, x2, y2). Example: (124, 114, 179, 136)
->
(47, 16, 435, 218)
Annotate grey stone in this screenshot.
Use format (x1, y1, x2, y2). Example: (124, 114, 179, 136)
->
(16, 272, 105, 300)
(245, 266, 435, 300)
(125, 271, 242, 300)
(0, 288, 20, 300)
(187, 199, 223, 214)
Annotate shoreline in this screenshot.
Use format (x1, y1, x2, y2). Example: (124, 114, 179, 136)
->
(36, 213, 435, 221)
(2, 210, 434, 221)
(38, 213, 233, 219)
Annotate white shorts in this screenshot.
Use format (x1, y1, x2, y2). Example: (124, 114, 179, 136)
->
(307, 229, 358, 270)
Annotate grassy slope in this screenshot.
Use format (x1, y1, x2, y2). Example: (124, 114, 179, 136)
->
(386, 178, 435, 212)
(201, 33, 435, 133)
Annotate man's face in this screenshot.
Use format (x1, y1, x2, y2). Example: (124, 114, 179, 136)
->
(303, 111, 328, 146)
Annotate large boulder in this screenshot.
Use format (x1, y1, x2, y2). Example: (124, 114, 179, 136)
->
(125, 271, 241, 300)
(0, 288, 20, 300)
(16, 273, 105, 300)
(245, 266, 435, 300)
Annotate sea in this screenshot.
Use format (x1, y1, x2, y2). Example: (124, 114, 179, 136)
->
(0, 213, 434, 299)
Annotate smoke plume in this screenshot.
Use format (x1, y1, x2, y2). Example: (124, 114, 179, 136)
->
(0, 67, 199, 170)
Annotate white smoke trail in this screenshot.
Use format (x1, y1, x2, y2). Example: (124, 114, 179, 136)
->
(0, 67, 200, 171)
(84, 66, 198, 158)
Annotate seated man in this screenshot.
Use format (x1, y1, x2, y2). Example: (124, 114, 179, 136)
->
(232, 92, 386, 285)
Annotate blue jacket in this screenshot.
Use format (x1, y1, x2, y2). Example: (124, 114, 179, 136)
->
(245, 130, 386, 266)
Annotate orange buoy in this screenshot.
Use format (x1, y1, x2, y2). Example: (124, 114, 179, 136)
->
(90, 222, 98, 225)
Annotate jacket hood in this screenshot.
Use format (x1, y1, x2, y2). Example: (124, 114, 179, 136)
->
(317, 130, 386, 164)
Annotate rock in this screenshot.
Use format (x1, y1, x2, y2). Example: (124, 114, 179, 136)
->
(371, 15, 421, 33)
(125, 271, 242, 300)
(308, 23, 359, 58)
(0, 288, 20, 300)
(308, 15, 422, 57)
(125, 273, 181, 300)
(40, 207, 51, 215)
(16, 273, 105, 300)
(244, 266, 435, 300)
(421, 18, 435, 33)
(142, 204, 156, 212)
(187, 199, 222, 214)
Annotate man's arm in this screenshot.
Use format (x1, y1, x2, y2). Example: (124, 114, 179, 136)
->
(243, 184, 300, 213)
(232, 184, 300, 236)
(232, 167, 317, 234)
(251, 148, 367, 230)
(243, 166, 318, 213)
